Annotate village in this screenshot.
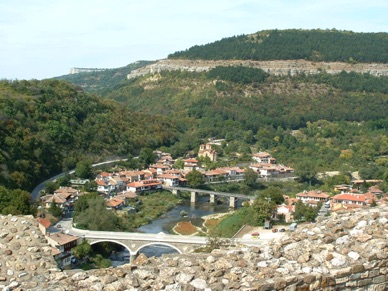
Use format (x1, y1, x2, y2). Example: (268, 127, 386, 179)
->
(36, 141, 387, 269)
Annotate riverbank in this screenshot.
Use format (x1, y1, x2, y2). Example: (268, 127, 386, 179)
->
(172, 212, 233, 236)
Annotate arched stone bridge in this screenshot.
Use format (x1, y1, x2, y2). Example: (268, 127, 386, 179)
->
(163, 186, 255, 208)
(68, 227, 263, 262)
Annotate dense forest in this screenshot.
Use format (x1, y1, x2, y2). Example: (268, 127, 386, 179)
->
(169, 29, 388, 63)
(0, 79, 179, 191)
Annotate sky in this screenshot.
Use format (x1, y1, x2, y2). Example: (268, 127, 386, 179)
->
(1, 0, 387, 80)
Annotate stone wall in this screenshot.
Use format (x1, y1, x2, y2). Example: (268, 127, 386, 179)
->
(1, 204, 387, 290)
(127, 59, 388, 79)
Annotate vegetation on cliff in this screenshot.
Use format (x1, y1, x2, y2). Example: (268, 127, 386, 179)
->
(169, 29, 388, 63)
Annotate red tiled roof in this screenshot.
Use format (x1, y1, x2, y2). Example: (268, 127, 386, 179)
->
(117, 191, 137, 199)
(157, 174, 180, 179)
(37, 218, 51, 229)
(106, 197, 125, 207)
(128, 180, 162, 187)
(332, 193, 366, 202)
(48, 232, 78, 245)
(253, 152, 271, 158)
(296, 190, 330, 199)
(96, 179, 106, 186)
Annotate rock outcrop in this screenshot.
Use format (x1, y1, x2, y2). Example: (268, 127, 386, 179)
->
(127, 59, 388, 79)
(1, 204, 387, 290)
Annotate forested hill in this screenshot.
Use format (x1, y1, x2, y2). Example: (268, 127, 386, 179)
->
(55, 60, 154, 93)
(0, 79, 179, 191)
(168, 29, 388, 63)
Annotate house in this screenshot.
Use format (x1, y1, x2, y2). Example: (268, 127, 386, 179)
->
(110, 176, 126, 191)
(276, 204, 295, 222)
(252, 152, 276, 164)
(157, 174, 181, 187)
(106, 197, 125, 210)
(368, 186, 383, 197)
(296, 190, 330, 204)
(149, 163, 170, 174)
(70, 179, 90, 188)
(204, 168, 229, 182)
(37, 217, 51, 235)
(332, 193, 366, 206)
(198, 143, 217, 162)
(116, 190, 138, 202)
(95, 178, 116, 194)
(223, 167, 245, 180)
(127, 179, 162, 193)
(119, 170, 145, 182)
(41, 193, 67, 209)
(54, 187, 79, 199)
(351, 180, 383, 190)
(184, 158, 199, 171)
(363, 192, 379, 205)
(333, 184, 352, 192)
(156, 153, 175, 166)
(46, 232, 80, 268)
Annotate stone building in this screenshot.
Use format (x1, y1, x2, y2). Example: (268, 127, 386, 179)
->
(198, 143, 217, 162)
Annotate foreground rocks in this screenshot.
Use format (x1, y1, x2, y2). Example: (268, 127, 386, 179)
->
(1, 204, 387, 290)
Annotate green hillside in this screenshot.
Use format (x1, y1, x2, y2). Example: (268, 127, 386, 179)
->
(1, 28, 388, 200)
(169, 29, 388, 63)
(55, 60, 154, 94)
(0, 79, 179, 191)
(102, 64, 388, 176)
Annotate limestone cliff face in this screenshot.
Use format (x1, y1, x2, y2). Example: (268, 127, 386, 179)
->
(1, 204, 387, 290)
(127, 59, 388, 79)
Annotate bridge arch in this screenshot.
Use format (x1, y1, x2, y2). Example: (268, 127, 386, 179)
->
(134, 242, 182, 255)
(89, 239, 134, 255)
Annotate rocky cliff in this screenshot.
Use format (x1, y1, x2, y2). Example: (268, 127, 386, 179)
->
(1, 204, 387, 290)
(127, 59, 388, 79)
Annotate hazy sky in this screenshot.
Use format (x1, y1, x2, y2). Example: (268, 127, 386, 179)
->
(1, 0, 387, 80)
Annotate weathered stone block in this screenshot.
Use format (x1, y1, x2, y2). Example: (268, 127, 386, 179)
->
(368, 269, 380, 278)
(321, 276, 336, 287)
(351, 264, 365, 273)
(350, 273, 361, 280)
(331, 266, 351, 277)
(372, 275, 386, 284)
(357, 278, 372, 287)
(335, 276, 349, 284)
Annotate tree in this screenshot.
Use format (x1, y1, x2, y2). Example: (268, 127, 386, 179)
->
(49, 200, 63, 217)
(138, 148, 157, 168)
(250, 197, 274, 226)
(186, 170, 204, 188)
(243, 168, 258, 188)
(296, 161, 318, 185)
(0, 186, 11, 211)
(44, 181, 58, 194)
(173, 158, 184, 169)
(72, 240, 92, 259)
(73, 195, 120, 231)
(259, 186, 284, 205)
(75, 160, 93, 179)
(293, 201, 319, 222)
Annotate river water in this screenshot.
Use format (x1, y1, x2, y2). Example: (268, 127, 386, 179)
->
(110, 196, 230, 265)
(136, 196, 228, 234)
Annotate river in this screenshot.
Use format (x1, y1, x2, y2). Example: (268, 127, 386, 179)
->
(109, 196, 230, 265)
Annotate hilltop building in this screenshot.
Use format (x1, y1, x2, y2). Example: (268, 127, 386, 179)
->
(198, 143, 217, 162)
